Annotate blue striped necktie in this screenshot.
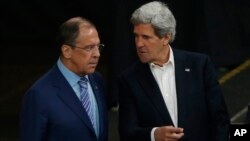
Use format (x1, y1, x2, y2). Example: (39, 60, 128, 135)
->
(78, 77, 94, 126)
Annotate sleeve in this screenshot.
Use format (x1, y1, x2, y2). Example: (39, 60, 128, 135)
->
(150, 127, 157, 141)
(118, 74, 152, 141)
(203, 56, 230, 141)
(20, 89, 48, 141)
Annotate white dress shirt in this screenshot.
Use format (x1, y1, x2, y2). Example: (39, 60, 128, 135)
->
(149, 47, 178, 141)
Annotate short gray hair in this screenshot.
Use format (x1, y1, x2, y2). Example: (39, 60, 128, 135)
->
(131, 1, 176, 42)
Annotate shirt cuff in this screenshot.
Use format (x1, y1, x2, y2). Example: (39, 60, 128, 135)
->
(150, 127, 158, 141)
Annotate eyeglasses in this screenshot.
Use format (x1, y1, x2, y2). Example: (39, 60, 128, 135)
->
(66, 43, 105, 52)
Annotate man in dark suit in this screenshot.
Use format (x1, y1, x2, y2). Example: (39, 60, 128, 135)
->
(20, 17, 108, 141)
(118, 1, 230, 141)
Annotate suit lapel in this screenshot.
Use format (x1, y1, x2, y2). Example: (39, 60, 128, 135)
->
(136, 63, 173, 124)
(173, 49, 188, 128)
(88, 74, 104, 138)
(51, 66, 95, 133)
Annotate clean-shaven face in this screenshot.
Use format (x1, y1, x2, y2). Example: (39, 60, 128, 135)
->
(69, 26, 100, 75)
(133, 23, 170, 65)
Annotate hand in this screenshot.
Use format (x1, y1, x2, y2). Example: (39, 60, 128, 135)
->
(154, 125, 184, 141)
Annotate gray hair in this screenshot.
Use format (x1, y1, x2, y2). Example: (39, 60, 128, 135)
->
(131, 1, 176, 42)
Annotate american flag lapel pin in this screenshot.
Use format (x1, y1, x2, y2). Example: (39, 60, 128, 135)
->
(185, 68, 190, 72)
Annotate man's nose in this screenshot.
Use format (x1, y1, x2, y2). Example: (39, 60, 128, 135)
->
(135, 37, 144, 48)
(93, 47, 100, 57)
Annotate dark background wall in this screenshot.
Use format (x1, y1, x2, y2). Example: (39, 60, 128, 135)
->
(1, 0, 115, 64)
(0, 0, 250, 140)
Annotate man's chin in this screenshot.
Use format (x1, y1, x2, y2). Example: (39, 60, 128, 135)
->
(139, 58, 150, 63)
(90, 67, 97, 72)
(88, 69, 96, 73)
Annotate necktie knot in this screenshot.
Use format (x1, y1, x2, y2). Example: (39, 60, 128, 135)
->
(78, 77, 88, 89)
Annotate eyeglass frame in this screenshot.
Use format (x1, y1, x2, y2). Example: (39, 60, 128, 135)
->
(65, 43, 105, 52)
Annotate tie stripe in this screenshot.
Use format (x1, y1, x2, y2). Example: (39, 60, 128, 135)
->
(78, 77, 95, 126)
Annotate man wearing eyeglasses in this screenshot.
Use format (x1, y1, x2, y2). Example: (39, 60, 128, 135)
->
(20, 17, 108, 141)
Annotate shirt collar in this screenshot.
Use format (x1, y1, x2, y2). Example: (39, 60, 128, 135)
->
(149, 46, 175, 69)
(57, 58, 82, 87)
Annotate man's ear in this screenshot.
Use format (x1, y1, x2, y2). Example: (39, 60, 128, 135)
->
(61, 44, 72, 59)
(163, 34, 171, 45)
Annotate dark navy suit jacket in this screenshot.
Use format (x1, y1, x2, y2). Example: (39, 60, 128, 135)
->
(118, 49, 230, 141)
(21, 65, 108, 141)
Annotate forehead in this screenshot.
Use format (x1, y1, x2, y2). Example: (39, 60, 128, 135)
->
(76, 26, 99, 43)
(78, 26, 97, 37)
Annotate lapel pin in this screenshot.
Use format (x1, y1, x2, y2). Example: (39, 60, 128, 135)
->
(185, 68, 190, 72)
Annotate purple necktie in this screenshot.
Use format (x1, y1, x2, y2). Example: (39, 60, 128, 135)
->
(78, 77, 94, 126)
